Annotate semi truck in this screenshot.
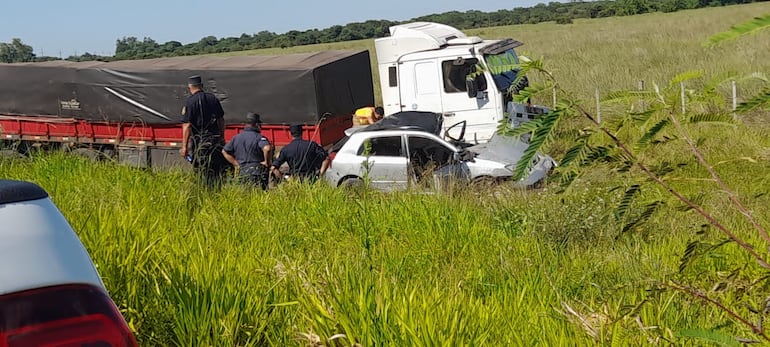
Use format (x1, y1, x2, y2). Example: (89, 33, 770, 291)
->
(375, 21, 537, 143)
(0, 21, 538, 168)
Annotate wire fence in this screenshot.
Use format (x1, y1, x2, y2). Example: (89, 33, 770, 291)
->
(548, 80, 744, 124)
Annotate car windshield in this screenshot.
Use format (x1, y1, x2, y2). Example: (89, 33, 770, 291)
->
(484, 49, 521, 92)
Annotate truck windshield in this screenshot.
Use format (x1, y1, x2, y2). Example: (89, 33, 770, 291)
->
(484, 49, 521, 92)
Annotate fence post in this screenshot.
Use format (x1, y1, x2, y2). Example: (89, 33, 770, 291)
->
(552, 86, 557, 107)
(680, 81, 686, 114)
(732, 80, 738, 115)
(595, 86, 601, 124)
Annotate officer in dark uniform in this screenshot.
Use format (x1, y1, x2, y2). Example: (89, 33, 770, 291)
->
(180, 75, 227, 186)
(222, 112, 273, 190)
(270, 124, 330, 183)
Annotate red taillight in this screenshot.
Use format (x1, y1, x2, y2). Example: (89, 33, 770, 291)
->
(0, 284, 138, 347)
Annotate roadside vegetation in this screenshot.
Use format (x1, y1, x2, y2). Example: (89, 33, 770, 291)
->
(2, 152, 767, 345)
(2, 3, 770, 345)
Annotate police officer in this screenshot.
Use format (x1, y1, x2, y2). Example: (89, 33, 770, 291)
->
(222, 112, 272, 190)
(180, 74, 227, 186)
(270, 124, 330, 183)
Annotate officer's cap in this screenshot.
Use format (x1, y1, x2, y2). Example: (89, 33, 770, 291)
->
(290, 124, 303, 137)
(246, 112, 262, 124)
(188, 75, 203, 86)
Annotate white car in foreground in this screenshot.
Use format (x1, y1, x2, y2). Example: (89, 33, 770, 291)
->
(325, 112, 555, 190)
(0, 180, 138, 346)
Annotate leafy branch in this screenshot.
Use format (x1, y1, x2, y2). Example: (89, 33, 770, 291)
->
(663, 282, 768, 342)
(706, 14, 770, 46)
(499, 54, 770, 340)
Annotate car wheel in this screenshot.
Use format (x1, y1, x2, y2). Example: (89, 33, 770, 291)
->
(472, 175, 500, 188)
(340, 177, 363, 188)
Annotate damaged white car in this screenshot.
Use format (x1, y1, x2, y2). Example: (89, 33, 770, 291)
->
(325, 111, 556, 190)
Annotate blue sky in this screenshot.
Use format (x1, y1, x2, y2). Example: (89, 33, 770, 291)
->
(3, 0, 547, 57)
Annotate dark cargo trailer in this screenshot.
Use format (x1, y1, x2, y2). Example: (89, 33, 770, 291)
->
(0, 50, 375, 168)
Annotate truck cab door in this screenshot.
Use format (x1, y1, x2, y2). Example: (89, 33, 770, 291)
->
(438, 57, 501, 143)
(397, 60, 443, 115)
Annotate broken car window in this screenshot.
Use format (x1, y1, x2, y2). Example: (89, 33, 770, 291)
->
(407, 135, 454, 167)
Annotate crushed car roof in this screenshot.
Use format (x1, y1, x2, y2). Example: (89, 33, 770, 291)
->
(360, 111, 444, 135)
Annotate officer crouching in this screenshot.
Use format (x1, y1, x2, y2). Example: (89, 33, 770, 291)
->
(222, 112, 272, 190)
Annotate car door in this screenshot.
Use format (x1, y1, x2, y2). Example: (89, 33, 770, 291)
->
(438, 57, 501, 143)
(406, 134, 465, 186)
(357, 135, 408, 190)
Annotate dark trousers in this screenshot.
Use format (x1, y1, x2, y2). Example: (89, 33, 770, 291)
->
(239, 165, 269, 190)
(191, 138, 227, 187)
(294, 171, 320, 183)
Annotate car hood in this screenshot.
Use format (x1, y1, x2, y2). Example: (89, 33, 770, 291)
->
(466, 133, 532, 166)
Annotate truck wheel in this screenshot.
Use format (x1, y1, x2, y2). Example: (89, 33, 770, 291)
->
(0, 149, 25, 159)
(71, 148, 104, 161)
(16, 142, 33, 156)
(100, 146, 116, 160)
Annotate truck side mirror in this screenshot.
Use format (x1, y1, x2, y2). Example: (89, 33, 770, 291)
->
(476, 75, 488, 92)
(465, 79, 477, 98)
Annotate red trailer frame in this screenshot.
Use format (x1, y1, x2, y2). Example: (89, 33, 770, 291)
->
(0, 113, 351, 148)
(1, 113, 351, 168)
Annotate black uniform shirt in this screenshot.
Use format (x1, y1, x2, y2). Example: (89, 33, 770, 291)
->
(181, 91, 224, 139)
(223, 127, 271, 167)
(273, 137, 328, 176)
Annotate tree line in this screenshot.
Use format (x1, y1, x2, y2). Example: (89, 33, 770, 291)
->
(0, 0, 762, 63)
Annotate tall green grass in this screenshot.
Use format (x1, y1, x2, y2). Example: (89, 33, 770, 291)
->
(2, 147, 768, 345)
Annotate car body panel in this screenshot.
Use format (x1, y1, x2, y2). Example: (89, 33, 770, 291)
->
(362, 155, 410, 190)
(0, 197, 104, 295)
(325, 128, 555, 190)
(467, 133, 556, 187)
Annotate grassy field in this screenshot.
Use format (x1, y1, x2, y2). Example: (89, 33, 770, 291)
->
(2, 148, 768, 346)
(3, 3, 770, 346)
(218, 2, 770, 108)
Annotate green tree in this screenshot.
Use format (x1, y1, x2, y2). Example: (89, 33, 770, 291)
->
(115, 36, 138, 57)
(253, 30, 278, 49)
(0, 38, 35, 63)
(160, 41, 183, 55)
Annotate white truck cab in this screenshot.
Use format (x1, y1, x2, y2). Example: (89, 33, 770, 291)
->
(375, 22, 531, 144)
